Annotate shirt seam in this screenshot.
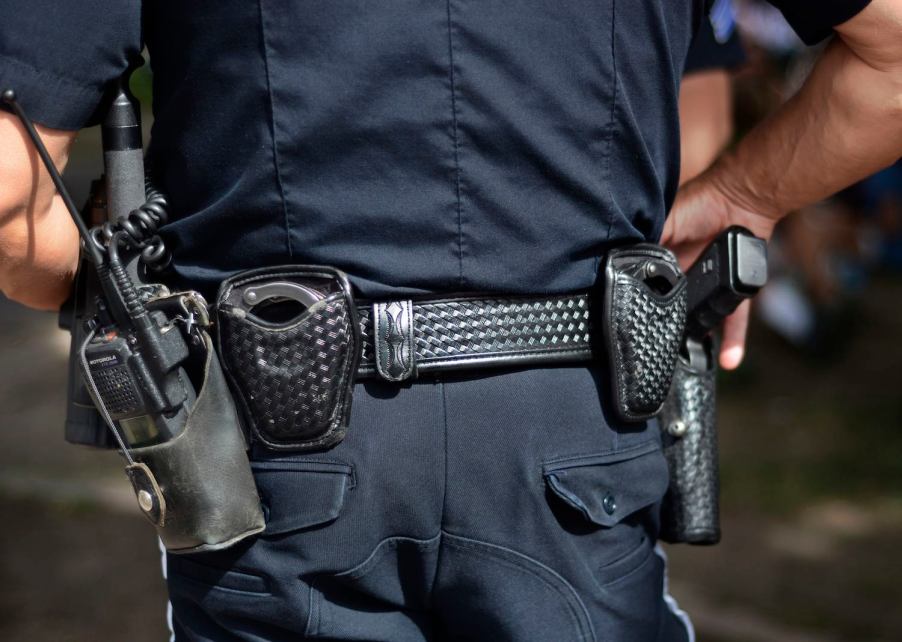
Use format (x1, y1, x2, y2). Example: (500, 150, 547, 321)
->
(597, 0, 619, 281)
(445, 0, 465, 288)
(256, 0, 294, 259)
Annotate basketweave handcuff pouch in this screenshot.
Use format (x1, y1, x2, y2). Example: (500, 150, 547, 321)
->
(215, 266, 361, 451)
(602, 244, 688, 422)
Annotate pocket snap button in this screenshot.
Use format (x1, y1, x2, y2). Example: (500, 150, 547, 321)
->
(602, 493, 617, 515)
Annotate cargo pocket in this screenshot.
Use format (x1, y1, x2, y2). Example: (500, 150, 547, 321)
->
(251, 460, 354, 536)
(167, 459, 354, 638)
(167, 554, 271, 597)
(543, 440, 668, 587)
(306, 535, 441, 639)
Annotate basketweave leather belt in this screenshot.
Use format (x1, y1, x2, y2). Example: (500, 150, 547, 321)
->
(355, 293, 595, 382)
(215, 248, 686, 451)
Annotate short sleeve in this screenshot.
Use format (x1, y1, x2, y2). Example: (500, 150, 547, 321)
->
(768, 0, 873, 45)
(0, 1, 143, 130)
(685, 0, 746, 74)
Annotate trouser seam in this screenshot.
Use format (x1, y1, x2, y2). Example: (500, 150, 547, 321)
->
(429, 380, 450, 606)
(441, 532, 596, 642)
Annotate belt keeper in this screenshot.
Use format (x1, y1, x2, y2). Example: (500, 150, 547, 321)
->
(373, 300, 417, 382)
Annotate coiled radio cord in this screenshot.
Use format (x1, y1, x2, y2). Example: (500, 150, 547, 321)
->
(89, 176, 171, 272)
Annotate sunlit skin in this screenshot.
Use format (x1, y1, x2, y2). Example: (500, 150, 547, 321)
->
(679, 69, 734, 187)
(664, 0, 902, 369)
(0, 114, 77, 310)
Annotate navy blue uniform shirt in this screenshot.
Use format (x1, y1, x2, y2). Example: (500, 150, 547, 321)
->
(0, 0, 869, 298)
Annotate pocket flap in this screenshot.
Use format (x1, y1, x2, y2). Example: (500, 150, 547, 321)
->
(543, 441, 668, 528)
(251, 461, 353, 535)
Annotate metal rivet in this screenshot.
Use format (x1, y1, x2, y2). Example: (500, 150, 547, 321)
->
(668, 420, 687, 437)
(137, 489, 154, 513)
(602, 493, 617, 515)
(245, 289, 258, 303)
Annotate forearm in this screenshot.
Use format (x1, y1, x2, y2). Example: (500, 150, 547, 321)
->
(0, 197, 79, 310)
(0, 111, 79, 310)
(707, 33, 902, 220)
(664, 0, 902, 369)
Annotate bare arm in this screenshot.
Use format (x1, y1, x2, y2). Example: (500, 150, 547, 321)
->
(678, 69, 735, 185)
(663, 0, 902, 368)
(0, 111, 79, 310)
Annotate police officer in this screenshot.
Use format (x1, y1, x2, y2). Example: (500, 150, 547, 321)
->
(1, 1, 900, 640)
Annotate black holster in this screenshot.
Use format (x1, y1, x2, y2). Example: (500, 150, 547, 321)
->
(124, 332, 265, 553)
(658, 335, 720, 545)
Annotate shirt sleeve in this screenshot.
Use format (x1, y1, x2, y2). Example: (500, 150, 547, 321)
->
(0, 1, 143, 130)
(684, 0, 746, 75)
(768, 0, 873, 45)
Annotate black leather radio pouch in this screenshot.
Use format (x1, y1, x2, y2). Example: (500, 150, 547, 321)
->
(216, 266, 361, 452)
(126, 331, 265, 553)
(602, 245, 688, 422)
(658, 335, 721, 545)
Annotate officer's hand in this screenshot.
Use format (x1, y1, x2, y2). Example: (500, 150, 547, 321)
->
(662, 175, 778, 370)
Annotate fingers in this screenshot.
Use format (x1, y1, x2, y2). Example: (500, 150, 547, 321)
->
(660, 212, 675, 245)
(719, 299, 751, 370)
(662, 180, 727, 269)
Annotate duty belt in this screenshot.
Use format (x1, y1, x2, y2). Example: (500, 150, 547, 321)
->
(214, 247, 687, 451)
(355, 294, 593, 382)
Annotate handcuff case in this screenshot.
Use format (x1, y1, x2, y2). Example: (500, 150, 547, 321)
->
(216, 266, 361, 452)
(602, 245, 688, 422)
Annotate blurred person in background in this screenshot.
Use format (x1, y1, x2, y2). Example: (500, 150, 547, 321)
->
(680, 0, 747, 186)
(857, 159, 902, 271)
(2, 1, 902, 640)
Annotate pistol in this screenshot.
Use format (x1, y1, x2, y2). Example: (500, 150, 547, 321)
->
(659, 226, 767, 545)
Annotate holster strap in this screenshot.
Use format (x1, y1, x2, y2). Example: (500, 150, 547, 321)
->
(357, 293, 594, 381)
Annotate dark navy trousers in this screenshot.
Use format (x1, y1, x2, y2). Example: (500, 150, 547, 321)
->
(165, 365, 691, 641)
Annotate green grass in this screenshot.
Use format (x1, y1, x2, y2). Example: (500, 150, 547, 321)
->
(719, 385, 902, 514)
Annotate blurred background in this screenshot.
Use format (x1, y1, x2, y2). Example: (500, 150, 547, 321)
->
(1, 2, 900, 640)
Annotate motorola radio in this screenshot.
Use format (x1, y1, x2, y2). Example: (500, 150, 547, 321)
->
(3, 80, 264, 552)
(3, 87, 195, 450)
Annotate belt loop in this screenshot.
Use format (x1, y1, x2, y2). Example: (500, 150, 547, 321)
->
(373, 300, 417, 382)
